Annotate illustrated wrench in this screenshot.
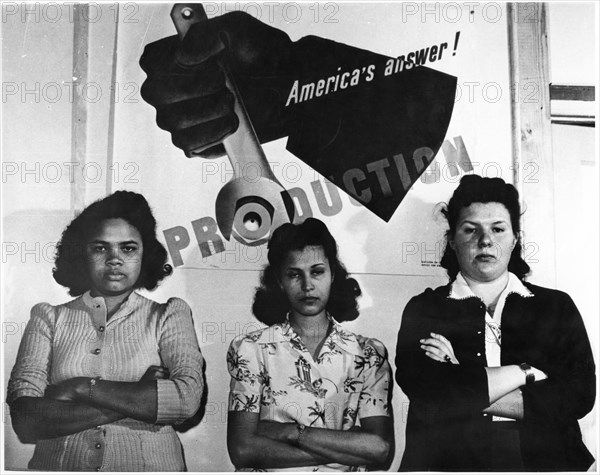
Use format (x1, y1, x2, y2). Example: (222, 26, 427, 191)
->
(171, 3, 293, 245)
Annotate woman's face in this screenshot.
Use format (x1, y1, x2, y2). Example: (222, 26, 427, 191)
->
(279, 245, 333, 320)
(450, 202, 517, 283)
(85, 218, 143, 298)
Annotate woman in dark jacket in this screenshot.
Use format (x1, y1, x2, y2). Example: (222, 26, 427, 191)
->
(395, 175, 595, 471)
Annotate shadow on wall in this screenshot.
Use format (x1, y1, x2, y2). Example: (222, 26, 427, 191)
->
(342, 194, 449, 471)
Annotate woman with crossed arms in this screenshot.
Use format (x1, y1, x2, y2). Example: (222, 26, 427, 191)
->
(226, 218, 393, 471)
(396, 175, 595, 471)
(8, 191, 204, 471)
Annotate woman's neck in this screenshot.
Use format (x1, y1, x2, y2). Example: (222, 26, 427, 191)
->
(462, 272, 509, 308)
(289, 311, 330, 337)
(289, 311, 331, 359)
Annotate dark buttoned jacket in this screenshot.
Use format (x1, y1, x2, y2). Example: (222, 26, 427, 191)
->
(395, 281, 595, 471)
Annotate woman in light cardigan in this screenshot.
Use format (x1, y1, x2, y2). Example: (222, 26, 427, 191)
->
(8, 191, 204, 471)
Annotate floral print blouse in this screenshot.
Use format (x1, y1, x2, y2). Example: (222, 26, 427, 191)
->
(227, 315, 391, 471)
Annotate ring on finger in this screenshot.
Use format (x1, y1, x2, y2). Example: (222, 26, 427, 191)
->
(444, 355, 452, 363)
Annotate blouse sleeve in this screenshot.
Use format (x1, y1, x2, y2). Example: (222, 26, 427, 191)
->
(520, 292, 596, 424)
(227, 334, 264, 413)
(7, 303, 55, 405)
(155, 298, 205, 425)
(357, 338, 392, 420)
(395, 295, 489, 412)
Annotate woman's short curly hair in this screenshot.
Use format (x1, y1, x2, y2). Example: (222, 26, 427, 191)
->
(53, 191, 172, 296)
(252, 218, 361, 325)
(440, 174, 530, 281)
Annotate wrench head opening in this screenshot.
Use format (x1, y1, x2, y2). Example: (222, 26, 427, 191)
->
(215, 178, 294, 244)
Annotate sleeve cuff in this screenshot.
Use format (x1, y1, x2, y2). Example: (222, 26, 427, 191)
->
(6, 387, 43, 406)
(155, 379, 186, 425)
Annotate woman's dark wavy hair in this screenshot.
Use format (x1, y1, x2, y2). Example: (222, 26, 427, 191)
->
(53, 191, 172, 296)
(252, 218, 361, 325)
(440, 174, 531, 281)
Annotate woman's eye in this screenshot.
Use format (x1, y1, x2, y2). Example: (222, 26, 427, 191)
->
(463, 228, 476, 235)
(312, 269, 324, 276)
(493, 227, 505, 233)
(92, 246, 106, 253)
(122, 246, 137, 253)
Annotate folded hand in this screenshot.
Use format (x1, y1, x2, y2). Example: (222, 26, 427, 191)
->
(420, 333, 459, 364)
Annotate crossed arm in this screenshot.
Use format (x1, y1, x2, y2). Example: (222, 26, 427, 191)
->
(226, 334, 393, 470)
(11, 366, 169, 443)
(227, 412, 392, 469)
(9, 299, 204, 443)
(419, 332, 547, 418)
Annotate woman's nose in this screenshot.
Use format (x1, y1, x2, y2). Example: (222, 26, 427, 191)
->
(301, 276, 315, 291)
(478, 231, 492, 247)
(107, 247, 123, 265)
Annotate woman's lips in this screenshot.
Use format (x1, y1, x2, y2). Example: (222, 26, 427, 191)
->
(105, 272, 126, 280)
(475, 254, 496, 261)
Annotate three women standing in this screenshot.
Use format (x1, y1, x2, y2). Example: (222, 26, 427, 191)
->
(7, 175, 595, 471)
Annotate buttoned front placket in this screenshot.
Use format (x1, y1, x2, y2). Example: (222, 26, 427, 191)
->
(82, 292, 140, 471)
(86, 295, 108, 471)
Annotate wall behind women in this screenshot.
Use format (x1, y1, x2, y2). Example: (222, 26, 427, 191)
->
(2, 2, 596, 470)
(547, 3, 598, 457)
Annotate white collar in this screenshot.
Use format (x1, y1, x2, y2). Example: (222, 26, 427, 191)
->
(449, 272, 533, 301)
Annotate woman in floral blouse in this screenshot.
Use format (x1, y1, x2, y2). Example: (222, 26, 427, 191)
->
(226, 218, 393, 471)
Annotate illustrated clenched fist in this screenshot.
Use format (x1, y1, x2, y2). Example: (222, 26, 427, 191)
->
(140, 11, 295, 158)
